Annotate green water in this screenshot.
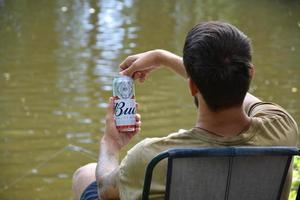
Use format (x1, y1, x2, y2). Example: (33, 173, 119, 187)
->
(0, 0, 300, 199)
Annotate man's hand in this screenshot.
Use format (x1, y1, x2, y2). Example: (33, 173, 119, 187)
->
(102, 97, 141, 151)
(119, 50, 163, 83)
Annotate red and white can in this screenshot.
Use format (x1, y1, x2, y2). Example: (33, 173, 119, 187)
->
(113, 75, 136, 132)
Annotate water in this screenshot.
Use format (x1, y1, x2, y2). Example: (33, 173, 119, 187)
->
(0, 0, 300, 199)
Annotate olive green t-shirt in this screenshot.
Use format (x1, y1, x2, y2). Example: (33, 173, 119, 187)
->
(119, 102, 299, 200)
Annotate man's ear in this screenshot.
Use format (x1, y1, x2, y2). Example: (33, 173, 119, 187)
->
(188, 78, 199, 96)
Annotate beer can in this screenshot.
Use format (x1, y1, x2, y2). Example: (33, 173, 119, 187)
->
(113, 75, 136, 132)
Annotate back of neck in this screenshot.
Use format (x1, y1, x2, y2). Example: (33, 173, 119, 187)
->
(196, 106, 251, 137)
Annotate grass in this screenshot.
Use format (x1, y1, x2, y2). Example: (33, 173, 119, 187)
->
(290, 156, 300, 199)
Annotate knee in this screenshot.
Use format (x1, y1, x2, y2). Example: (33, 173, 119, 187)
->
(72, 163, 97, 185)
(72, 163, 97, 200)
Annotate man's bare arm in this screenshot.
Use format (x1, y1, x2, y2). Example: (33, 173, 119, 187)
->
(96, 98, 141, 200)
(119, 49, 187, 82)
(96, 138, 120, 200)
(158, 50, 187, 79)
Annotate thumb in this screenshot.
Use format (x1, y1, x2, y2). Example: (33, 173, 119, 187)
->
(106, 97, 115, 123)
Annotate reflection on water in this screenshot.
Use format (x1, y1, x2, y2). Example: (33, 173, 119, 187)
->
(0, 0, 300, 199)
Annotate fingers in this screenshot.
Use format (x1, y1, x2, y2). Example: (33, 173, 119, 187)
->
(138, 73, 146, 83)
(126, 121, 141, 138)
(119, 55, 140, 77)
(135, 113, 141, 122)
(135, 113, 141, 133)
(135, 125, 141, 135)
(132, 70, 150, 83)
(119, 55, 136, 70)
(135, 120, 141, 129)
(120, 62, 138, 77)
(133, 71, 142, 80)
(119, 51, 155, 80)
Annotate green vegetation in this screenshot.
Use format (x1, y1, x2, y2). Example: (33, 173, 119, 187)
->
(290, 157, 300, 199)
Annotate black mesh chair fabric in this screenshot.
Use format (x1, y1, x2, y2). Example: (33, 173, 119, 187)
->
(142, 147, 300, 200)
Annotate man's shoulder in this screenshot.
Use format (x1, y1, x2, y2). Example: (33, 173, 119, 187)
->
(248, 102, 293, 118)
(249, 102, 299, 146)
(249, 102, 298, 129)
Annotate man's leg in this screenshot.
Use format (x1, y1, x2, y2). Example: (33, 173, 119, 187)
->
(72, 163, 97, 200)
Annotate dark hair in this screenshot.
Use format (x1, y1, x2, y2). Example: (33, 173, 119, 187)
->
(183, 21, 252, 111)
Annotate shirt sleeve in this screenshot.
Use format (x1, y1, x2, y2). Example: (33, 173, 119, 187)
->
(248, 102, 297, 126)
(248, 102, 299, 146)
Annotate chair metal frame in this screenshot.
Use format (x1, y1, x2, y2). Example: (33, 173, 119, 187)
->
(142, 146, 300, 200)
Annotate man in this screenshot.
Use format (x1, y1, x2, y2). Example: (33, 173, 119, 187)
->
(72, 22, 298, 200)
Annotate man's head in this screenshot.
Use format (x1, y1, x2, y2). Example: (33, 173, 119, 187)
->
(183, 21, 252, 111)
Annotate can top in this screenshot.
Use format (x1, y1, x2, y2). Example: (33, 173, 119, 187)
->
(114, 75, 133, 80)
(113, 75, 134, 99)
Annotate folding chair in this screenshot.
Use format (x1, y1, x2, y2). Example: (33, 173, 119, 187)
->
(142, 147, 300, 200)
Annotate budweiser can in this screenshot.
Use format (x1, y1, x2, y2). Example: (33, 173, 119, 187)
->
(113, 75, 136, 132)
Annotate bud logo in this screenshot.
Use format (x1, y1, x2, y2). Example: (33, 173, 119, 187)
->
(115, 101, 136, 117)
(114, 99, 136, 126)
